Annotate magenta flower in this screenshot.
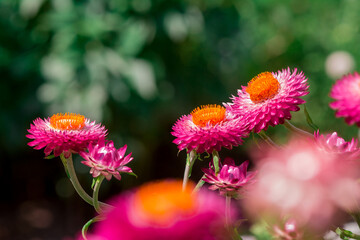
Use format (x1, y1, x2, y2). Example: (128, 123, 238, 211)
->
(88, 180, 234, 240)
(80, 139, 134, 181)
(27, 113, 107, 158)
(329, 72, 360, 126)
(171, 104, 249, 153)
(225, 68, 309, 133)
(202, 158, 256, 197)
(314, 130, 360, 159)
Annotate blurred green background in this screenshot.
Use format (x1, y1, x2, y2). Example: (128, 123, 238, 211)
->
(1, 0, 360, 239)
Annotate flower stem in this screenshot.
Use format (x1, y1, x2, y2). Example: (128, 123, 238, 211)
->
(336, 227, 360, 240)
(225, 195, 231, 227)
(82, 215, 104, 240)
(60, 154, 112, 209)
(93, 175, 105, 214)
(257, 131, 279, 148)
(182, 150, 197, 191)
(193, 174, 205, 193)
(283, 120, 313, 137)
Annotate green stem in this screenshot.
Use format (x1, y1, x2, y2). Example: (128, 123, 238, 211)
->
(283, 120, 313, 137)
(336, 227, 360, 240)
(182, 150, 197, 191)
(225, 195, 231, 227)
(60, 154, 112, 209)
(352, 212, 360, 229)
(257, 131, 279, 148)
(193, 175, 205, 193)
(212, 150, 220, 175)
(82, 215, 104, 240)
(93, 175, 105, 213)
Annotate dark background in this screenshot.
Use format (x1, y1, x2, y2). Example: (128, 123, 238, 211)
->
(1, 0, 360, 239)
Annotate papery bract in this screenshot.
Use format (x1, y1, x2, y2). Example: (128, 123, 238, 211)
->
(225, 68, 309, 133)
(27, 113, 107, 158)
(80, 139, 134, 181)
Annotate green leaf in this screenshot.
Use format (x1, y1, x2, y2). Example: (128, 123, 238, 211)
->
(125, 171, 138, 178)
(44, 154, 55, 159)
(91, 178, 96, 190)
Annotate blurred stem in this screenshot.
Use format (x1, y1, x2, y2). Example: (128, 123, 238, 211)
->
(257, 131, 279, 148)
(351, 212, 360, 229)
(225, 195, 231, 227)
(82, 215, 104, 240)
(60, 154, 111, 209)
(336, 227, 360, 240)
(182, 150, 197, 191)
(212, 150, 220, 175)
(93, 175, 105, 214)
(193, 175, 205, 193)
(283, 120, 313, 137)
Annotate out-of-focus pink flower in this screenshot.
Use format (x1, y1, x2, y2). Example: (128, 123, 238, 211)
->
(314, 130, 360, 159)
(171, 104, 249, 153)
(80, 139, 134, 181)
(225, 68, 309, 133)
(88, 180, 234, 240)
(244, 137, 360, 235)
(273, 219, 302, 240)
(27, 113, 107, 158)
(329, 72, 360, 126)
(202, 158, 256, 197)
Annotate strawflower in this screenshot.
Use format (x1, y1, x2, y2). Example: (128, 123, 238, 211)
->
(244, 137, 360, 236)
(27, 113, 107, 158)
(171, 104, 249, 153)
(202, 158, 256, 197)
(80, 139, 134, 181)
(225, 68, 309, 133)
(87, 180, 234, 240)
(329, 72, 360, 126)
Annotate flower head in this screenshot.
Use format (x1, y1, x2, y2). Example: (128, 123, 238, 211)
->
(202, 158, 256, 197)
(89, 180, 233, 240)
(329, 72, 360, 126)
(244, 137, 360, 235)
(314, 130, 360, 159)
(80, 139, 134, 181)
(27, 113, 107, 157)
(225, 68, 309, 133)
(171, 104, 249, 153)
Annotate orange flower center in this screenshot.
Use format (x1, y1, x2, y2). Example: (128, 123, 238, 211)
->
(134, 181, 196, 225)
(191, 104, 226, 127)
(50, 113, 85, 130)
(246, 72, 280, 103)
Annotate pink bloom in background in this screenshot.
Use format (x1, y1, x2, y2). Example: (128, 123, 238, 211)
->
(225, 68, 309, 133)
(27, 113, 107, 158)
(244, 137, 360, 236)
(80, 139, 134, 180)
(171, 104, 249, 153)
(202, 158, 256, 197)
(314, 130, 360, 159)
(88, 180, 234, 240)
(330, 72, 360, 126)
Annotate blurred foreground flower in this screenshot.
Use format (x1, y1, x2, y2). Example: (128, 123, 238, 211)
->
(80, 139, 134, 181)
(202, 158, 256, 197)
(172, 104, 248, 153)
(88, 180, 233, 240)
(244, 137, 360, 237)
(27, 113, 107, 158)
(273, 219, 302, 240)
(226, 68, 309, 133)
(314, 130, 360, 159)
(329, 72, 360, 126)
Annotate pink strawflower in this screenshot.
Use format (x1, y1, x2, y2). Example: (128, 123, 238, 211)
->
(27, 113, 107, 158)
(329, 72, 360, 126)
(80, 139, 134, 181)
(225, 68, 309, 133)
(314, 130, 360, 159)
(171, 104, 249, 153)
(87, 180, 234, 240)
(202, 158, 256, 197)
(244, 137, 360, 235)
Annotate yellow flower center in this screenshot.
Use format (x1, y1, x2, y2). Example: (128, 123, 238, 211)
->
(134, 181, 196, 225)
(246, 72, 280, 103)
(191, 104, 226, 127)
(50, 113, 85, 130)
